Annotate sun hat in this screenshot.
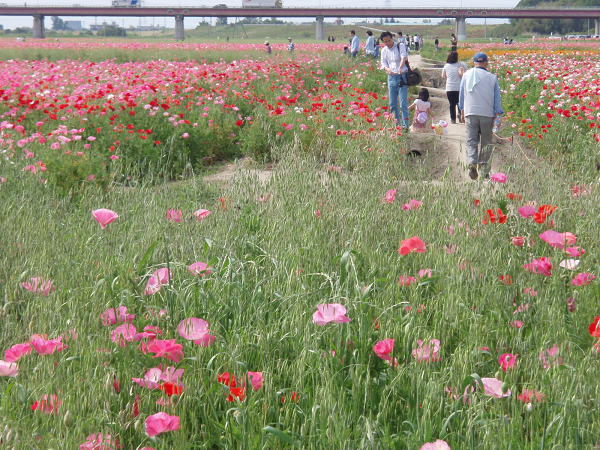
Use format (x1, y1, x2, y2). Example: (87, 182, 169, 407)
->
(473, 52, 488, 62)
(288, 37, 292, 40)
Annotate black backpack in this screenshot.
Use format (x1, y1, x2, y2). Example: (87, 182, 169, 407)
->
(396, 42, 422, 87)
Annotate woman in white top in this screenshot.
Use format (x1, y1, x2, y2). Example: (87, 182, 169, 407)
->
(441, 51, 468, 124)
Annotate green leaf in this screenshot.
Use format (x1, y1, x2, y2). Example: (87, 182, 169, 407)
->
(263, 426, 301, 448)
(137, 239, 159, 276)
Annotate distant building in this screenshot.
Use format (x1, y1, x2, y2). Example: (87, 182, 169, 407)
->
(89, 21, 118, 31)
(334, 18, 344, 26)
(64, 20, 82, 31)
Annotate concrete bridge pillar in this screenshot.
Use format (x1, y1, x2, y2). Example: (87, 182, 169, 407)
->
(316, 15, 325, 40)
(595, 18, 600, 36)
(174, 14, 185, 41)
(32, 14, 45, 39)
(457, 16, 466, 42)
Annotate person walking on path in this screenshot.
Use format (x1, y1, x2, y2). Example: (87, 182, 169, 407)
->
(434, 37, 439, 51)
(287, 37, 295, 52)
(380, 31, 409, 129)
(265, 41, 272, 54)
(365, 30, 375, 58)
(409, 88, 434, 133)
(459, 52, 504, 180)
(350, 30, 360, 57)
(442, 51, 468, 124)
(450, 33, 458, 52)
(413, 34, 420, 51)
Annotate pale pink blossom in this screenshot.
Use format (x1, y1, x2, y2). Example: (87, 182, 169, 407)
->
(92, 209, 118, 229)
(402, 199, 422, 210)
(312, 303, 351, 326)
(0, 360, 18, 377)
(193, 209, 211, 221)
(22, 277, 56, 296)
(187, 262, 212, 276)
(178, 318, 210, 340)
(145, 412, 181, 437)
(420, 440, 451, 450)
(144, 268, 171, 295)
(481, 377, 511, 398)
(412, 339, 441, 362)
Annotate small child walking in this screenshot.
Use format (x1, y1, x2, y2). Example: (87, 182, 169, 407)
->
(409, 88, 433, 133)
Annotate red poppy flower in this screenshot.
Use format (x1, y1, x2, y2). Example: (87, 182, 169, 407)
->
(505, 193, 522, 201)
(533, 205, 557, 224)
(227, 387, 246, 402)
(218, 372, 236, 387)
(281, 391, 299, 404)
(589, 316, 600, 338)
(482, 209, 507, 225)
(159, 382, 183, 397)
(499, 275, 512, 285)
(235, 120, 243, 127)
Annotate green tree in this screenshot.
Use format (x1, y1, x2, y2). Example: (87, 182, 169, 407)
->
(51, 16, 66, 31)
(102, 26, 127, 36)
(216, 16, 228, 26)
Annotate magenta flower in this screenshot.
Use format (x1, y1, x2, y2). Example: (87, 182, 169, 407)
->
(572, 272, 595, 286)
(382, 188, 397, 203)
(518, 389, 545, 403)
(412, 339, 441, 362)
(194, 334, 216, 347)
(178, 318, 210, 340)
(420, 440, 451, 450)
(248, 371, 264, 391)
(481, 377, 511, 398)
(22, 277, 56, 296)
(510, 320, 524, 329)
(489, 172, 507, 183)
(4, 343, 32, 362)
(561, 232, 577, 245)
(110, 324, 137, 347)
(100, 306, 135, 326)
(0, 360, 18, 377)
(539, 230, 565, 249)
(498, 353, 518, 372)
(398, 275, 416, 286)
(166, 209, 182, 223)
(539, 345, 561, 369)
(92, 208, 119, 229)
(523, 287, 537, 296)
(193, 209, 211, 221)
(133, 366, 184, 389)
(31, 337, 66, 355)
(144, 268, 171, 295)
(418, 268, 432, 279)
(312, 303, 351, 326)
(518, 205, 536, 218)
(31, 393, 62, 414)
(565, 246, 585, 257)
(79, 433, 118, 450)
(187, 262, 212, 276)
(147, 339, 184, 362)
(145, 412, 181, 437)
(402, 199, 422, 210)
(133, 325, 161, 341)
(398, 236, 427, 255)
(523, 257, 552, 276)
(373, 338, 394, 361)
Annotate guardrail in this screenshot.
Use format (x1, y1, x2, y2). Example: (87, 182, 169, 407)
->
(1, 4, 600, 8)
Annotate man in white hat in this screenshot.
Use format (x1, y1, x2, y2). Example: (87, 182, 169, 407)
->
(287, 37, 295, 52)
(459, 52, 504, 180)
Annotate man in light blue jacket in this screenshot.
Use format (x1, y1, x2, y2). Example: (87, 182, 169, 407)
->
(350, 30, 359, 58)
(459, 52, 504, 180)
(365, 30, 375, 58)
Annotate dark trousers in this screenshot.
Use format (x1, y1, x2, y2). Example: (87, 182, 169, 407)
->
(446, 91, 460, 122)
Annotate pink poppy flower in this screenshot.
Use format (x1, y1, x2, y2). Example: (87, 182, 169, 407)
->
(559, 259, 580, 270)
(510, 320, 524, 329)
(481, 377, 511, 398)
(181, 132, 190, 139)
(187, 262, 212, 276)
(110, 155, 118, 160)
(312, 303, 351, 326)
(398, 275, 416, 286)
(398, 236, 426, 255)
(420, 440, 451, 450)
(539, 345, 561, 369)
(194, 334, 216, 347)
(489, 172, 507, 183)
(523, 287, 537, 296)
(5, 343, 32, 362)
(402, 199, 422, 210)
(100, 306, 135, 326)
(0, 360, 18, 377)
(178, 318, 210, 340)
(147, 339, 184, 362)
(31, 393, 62, 414)
(92, 209, 119, 229)
(193, 209, 211, 221)
(110, 324, 137, 347)
(539, 230, 565, 249)
(412, 339, 441, 362)
(382, 188, 397, 203)
(22, 165, 36, 173)
(518, 389, 545, 403)
(572, 272, 595, 286)
(565, 246, 585, 257)
(566, 297, 576, 312)
(145, 412, 181, 437)
(22, 277, 56, 296)
(418, 268, 432, 279)
(373, 338, 394, 361)
(511, 236, 525, 246)
(166, 209, 182, 223)
(144, 268, 171, 295)
(523, 257, 552, 276)
(498, 353, 518, 372)
(561, 232, 577, 245)
(518, 205, 536, 218)
(79, 433, 119, 450)
(133, 325, 161, 341)
(248, 371, 264, 391)
(31, 337, 66, 355)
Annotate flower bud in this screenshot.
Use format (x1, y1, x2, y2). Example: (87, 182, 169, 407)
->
(5, 429, 12, 444)
(526, 402, 533, 412)
(495, 371, 503, 380)
(134, 418, 144, 431)
(233, 409, 244, 425)
(501, 382, 509, 394)
(64, 410, 74, 427)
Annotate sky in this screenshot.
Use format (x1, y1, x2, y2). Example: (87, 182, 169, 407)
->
(1, 0, 519, 30)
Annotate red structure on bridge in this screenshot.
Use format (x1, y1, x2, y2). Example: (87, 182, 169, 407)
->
(1, 5, 599, 41)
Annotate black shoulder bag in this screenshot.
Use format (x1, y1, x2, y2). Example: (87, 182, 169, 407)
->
(397, 42, 422, 87)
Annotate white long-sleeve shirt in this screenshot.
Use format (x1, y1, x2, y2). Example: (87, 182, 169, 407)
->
(365, 36, 375, 54)
(380, 41, 408, 74)
(351, 35, 360, 52)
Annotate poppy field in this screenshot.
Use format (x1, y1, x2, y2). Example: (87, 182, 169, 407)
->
(1, 39, 600, 449)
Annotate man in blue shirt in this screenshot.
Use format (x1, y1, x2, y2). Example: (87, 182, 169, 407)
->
(350, 30, 359, 58)
(365, 30, 375, 58)
(459, 52, 504, 180)
(287, 37, 295, 52)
